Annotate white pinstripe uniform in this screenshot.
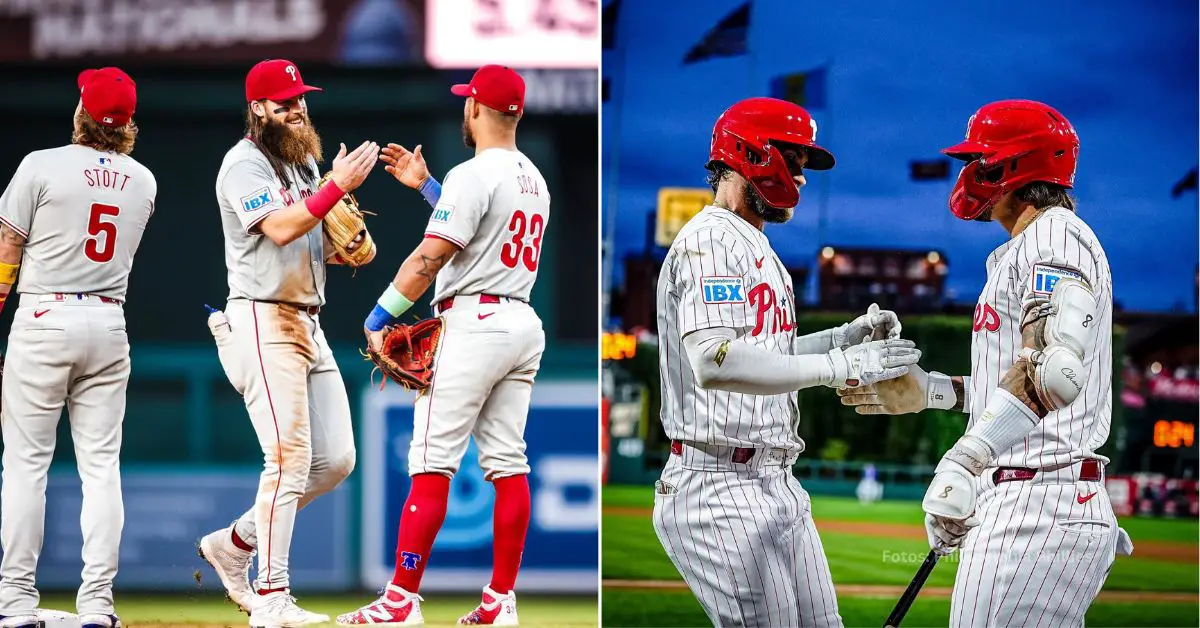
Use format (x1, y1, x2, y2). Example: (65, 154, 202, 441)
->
(653, 206, 841, 628)
(952, 207, 1126, 627)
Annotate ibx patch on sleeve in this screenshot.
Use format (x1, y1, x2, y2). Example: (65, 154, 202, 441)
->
(1030, 263, 1083, 295)
(701, 276, 746, 304)
(240, 187, 276, 212)
(431, 204, 455, 223)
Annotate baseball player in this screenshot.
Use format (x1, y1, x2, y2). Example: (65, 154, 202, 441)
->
(840, 100, 1133, 627)
(653, 97, 922, 628)
(0, 67, 152, 628)
(196, 59, 379, 627)
(336, 65, 546, 627)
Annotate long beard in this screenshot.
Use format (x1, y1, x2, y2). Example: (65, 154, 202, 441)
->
(746, 183, 794, 224)
(462, 117, 476, 149)
(261, 114, 323, 165)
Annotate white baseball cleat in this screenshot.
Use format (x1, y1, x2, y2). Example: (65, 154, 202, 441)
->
(197, 524, 255, 614)
(249, 592, 329, 628)
(35, 609, 78, 628)
(457, 586, 518, 626)
(336, 583, 424, 626)
(0, 615, 42, 628)
(77, 614, 119, 628)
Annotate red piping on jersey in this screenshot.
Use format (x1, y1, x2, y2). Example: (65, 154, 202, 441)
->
(252, 302, 284, 590)
(422, 322, 448, 470)
(424, 231, 467, 249)
(0, 215, 29, 239)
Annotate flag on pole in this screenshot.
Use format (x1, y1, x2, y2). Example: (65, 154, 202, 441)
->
(1171, 167, 1197, 198)
(768, 67, 827, 109)
(683, 2, 750, 64)
(602, 0, 620, 50)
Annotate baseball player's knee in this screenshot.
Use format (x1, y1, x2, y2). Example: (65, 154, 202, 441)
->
(310, 449, 356, 490)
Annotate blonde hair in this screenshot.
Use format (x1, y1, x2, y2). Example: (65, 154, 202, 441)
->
(72, 109, 137, 155)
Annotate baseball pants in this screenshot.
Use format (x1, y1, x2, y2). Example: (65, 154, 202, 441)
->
(950, 461, 1132, 628)
(653, 444, 843, 627)
(213, 300, 356, 592)
(408, 295, 544, 480)
(1, 294, 130, 616)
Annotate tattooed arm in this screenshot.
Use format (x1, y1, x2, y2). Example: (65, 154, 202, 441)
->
(392, 235, 459, 301)
(0, 223, 27, 315)
(837, 365, 970, 415)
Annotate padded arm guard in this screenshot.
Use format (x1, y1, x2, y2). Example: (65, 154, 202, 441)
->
(1019, 276, 1096, 410)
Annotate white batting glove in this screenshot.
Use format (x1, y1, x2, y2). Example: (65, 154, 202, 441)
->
(834, 303, 902, 348)
(925, 512, 980, 556)
(922, 434, 992, 550)
(827, 338, 921, 388)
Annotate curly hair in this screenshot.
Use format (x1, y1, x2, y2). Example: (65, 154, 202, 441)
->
(1014, 181, 1077, 212)
(72, 108, 137, 155)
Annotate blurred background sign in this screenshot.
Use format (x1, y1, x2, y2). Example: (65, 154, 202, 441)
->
(0, 0, 427, 65)
(426, 0, 599, 69)
(654, 187, 712, 247)
(360, 383, 598, 593)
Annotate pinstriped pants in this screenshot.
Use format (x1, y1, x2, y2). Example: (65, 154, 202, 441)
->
(652, 455, 843, 627)
(950, 473, 1120, 628)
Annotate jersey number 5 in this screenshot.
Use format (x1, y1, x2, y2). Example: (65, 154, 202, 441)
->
(500, 209, 544, 271)
(85, 202, 120, 263)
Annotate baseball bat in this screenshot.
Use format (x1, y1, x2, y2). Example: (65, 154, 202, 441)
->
(883, 550, 940, 628)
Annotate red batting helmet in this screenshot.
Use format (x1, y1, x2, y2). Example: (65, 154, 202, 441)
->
(708, 97, 834, 210)
(942, 99, 1079, 220)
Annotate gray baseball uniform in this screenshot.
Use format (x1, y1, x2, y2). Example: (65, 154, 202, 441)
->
(653, 207, 841, 627)
(0, 144, 156, 616)
(952, 208, 1128, 627)
(411, 147, 548, 480)
(211, 138, 355, 593)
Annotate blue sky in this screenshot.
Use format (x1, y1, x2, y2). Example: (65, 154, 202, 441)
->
(602, 0, 1199, 312)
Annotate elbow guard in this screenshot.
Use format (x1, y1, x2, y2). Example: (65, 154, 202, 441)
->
(1029, 277, 1096, 408)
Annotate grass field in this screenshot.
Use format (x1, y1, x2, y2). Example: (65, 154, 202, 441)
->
(34, 592, 597, 627)
(602, 485, 1200, 628)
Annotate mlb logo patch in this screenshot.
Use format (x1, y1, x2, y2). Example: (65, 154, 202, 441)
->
(98, 157, 111, 166)
(1030, 263, 1082, 295)
(701, 276, 746, 304)
(240, 187, 275, 212)
(432, 204, 454, 223)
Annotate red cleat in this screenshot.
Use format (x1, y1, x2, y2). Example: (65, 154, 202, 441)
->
(457, 586, 518, 626)
(336, 584, 424, 626)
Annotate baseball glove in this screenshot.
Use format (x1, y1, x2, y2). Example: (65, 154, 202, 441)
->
(366, 318, 444, 390)
(320, 172, 376, 267)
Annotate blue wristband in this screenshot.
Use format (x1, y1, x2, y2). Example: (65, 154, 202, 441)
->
(365, 304, 397, 332)
(419, 177, 442, 207)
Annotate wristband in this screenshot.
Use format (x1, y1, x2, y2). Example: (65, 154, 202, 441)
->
(926, 371, 957, 410)
(365, 284, 414, 331)
(968, 389, 1039, 457)
(0, 261, 19, 285)
(364, 304, 396, 332)
(419, 177, 442, 207)
(305, 179, 345, 219)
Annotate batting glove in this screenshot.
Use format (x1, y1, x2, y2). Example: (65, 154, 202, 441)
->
(827, 338, 921, 388)
(925, 512, 980, 556)
(834, 303, 902, 348)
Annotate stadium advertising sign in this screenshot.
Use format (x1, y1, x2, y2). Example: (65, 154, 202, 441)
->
(426, 0, 598, 69)
(0, 0, 422, 63)
(360, 382, 598, 592)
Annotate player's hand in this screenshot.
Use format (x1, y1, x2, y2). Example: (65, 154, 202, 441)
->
(837, 363, 930, 415)
(365, 326, 386, 354)
(835, 303, 901, 348)
(925, 512, 979, 556)
(380, 143, 431, 189)
(827, 338, 920, 388)
(330, 140, 380, 192)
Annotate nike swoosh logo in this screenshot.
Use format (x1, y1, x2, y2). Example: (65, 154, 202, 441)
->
(478, 312, 495, 320)
(33, 309, 50, 318)
(1077, 491, 1098, 504)
(755, 256, 765, 268)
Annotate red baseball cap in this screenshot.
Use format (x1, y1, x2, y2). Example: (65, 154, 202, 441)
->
(78, 68, 136, 127)
(451, 65, 525, 115)
(245, 59, 322, 103)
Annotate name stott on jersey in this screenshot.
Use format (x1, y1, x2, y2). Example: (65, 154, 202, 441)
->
(969, 207, 1113, 470)
(657, 206, 802, 452)
(0, 145, 156, 299)
(426, 147, 549, 303)
(216, 139, 325, 307)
